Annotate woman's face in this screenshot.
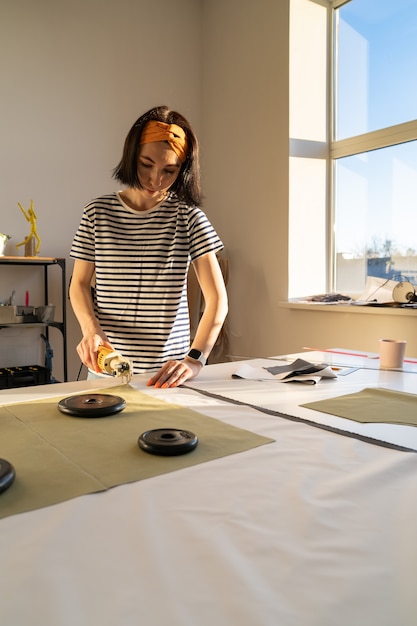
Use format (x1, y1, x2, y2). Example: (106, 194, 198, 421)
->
(137, 141, 181, 198)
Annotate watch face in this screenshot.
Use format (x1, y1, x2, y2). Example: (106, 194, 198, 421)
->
(188, 349, 203, 360)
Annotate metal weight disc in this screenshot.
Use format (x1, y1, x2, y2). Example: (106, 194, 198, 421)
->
(57, 394, 126, 417)
(138, 429, 198, 456)
(0, 458, 16, 494)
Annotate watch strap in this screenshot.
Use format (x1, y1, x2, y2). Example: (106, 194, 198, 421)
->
(186, 349, 207, 366)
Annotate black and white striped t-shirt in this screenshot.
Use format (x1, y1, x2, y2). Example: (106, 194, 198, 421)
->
(70, 192, 224, 374)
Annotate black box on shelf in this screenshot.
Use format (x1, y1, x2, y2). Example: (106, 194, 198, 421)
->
(0, 365, 51, 389)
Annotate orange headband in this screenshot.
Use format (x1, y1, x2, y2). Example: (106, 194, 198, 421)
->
(140, 120, 188, 163)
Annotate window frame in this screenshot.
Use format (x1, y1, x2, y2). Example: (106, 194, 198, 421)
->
(289, 0, 417, 298)
(329, 0, 417, 292)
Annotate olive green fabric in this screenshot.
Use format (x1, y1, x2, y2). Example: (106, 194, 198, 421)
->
(302, 387, 417, 426)
(0, 385, 273, 519)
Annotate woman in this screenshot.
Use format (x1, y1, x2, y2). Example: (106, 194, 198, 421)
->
(69, 105, 228, 388)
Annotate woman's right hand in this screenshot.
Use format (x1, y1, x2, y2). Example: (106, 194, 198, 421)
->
(76, 333, 112, 373)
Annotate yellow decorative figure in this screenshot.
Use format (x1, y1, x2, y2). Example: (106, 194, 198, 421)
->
(16, 200, 41, 256)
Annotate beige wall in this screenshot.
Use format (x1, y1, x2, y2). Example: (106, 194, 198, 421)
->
(202, 0, 417, 361)
(0, 0, 202, 380)
(1, 0, 416, 381)
(201, 0, 290, 359)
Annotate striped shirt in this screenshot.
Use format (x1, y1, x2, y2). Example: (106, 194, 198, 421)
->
(70, 192, 223, 374)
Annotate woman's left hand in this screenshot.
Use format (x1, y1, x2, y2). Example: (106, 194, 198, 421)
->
(146, 359, 203, 388)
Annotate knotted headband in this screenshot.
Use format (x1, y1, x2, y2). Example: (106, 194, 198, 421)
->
(140, 120, 188, 162)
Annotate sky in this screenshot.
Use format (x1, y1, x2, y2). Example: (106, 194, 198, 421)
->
(335, 0, 417, 257)
(337, 0, 417, 138)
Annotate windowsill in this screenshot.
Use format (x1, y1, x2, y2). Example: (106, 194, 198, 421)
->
(282, 301, 417, 317)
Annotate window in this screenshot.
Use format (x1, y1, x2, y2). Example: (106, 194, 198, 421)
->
(289, 0, 417, 298)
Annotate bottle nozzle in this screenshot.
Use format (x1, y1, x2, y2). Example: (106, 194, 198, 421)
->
(97, 346, 132, 383)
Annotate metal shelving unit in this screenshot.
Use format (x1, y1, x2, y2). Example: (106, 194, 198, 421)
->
(0, 256, 67, 382)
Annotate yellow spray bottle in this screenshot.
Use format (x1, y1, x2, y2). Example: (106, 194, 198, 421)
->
(97, 346, 132, 383)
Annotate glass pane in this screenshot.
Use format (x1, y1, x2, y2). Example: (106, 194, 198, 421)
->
(334, 140, 417, 293)
(335, 0, 417, 139)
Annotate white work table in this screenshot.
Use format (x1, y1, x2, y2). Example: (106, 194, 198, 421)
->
(1, 352, 417, 626)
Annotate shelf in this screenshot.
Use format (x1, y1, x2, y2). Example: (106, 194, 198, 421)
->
(0, 256, 62, 263)
(0, 322, 64, 329)
(0, 257, 67, 382)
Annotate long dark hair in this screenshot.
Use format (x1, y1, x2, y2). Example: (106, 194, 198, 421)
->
(113, 105, 202, 206)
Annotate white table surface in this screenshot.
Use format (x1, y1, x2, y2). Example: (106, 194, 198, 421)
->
(1, 352, 417, 626)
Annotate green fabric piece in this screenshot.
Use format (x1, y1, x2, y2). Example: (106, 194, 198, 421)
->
(0, 385, 273, 519)
(301, 387, 417, 426)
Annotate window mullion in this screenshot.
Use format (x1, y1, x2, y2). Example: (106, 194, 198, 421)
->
(331, 120, 417, 160)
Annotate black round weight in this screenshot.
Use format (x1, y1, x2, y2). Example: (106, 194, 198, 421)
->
(138, 429, 198, 456)
(0, 458, 16, 494)
(57, 394, 126, 417)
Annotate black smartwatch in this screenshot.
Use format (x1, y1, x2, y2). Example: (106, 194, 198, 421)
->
(186, 349, 207, 366)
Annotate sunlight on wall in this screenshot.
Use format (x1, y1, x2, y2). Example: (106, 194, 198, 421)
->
(289, 0, 326, 141)
(289, 0, 327, 298)
(289, 157, 327, 297)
